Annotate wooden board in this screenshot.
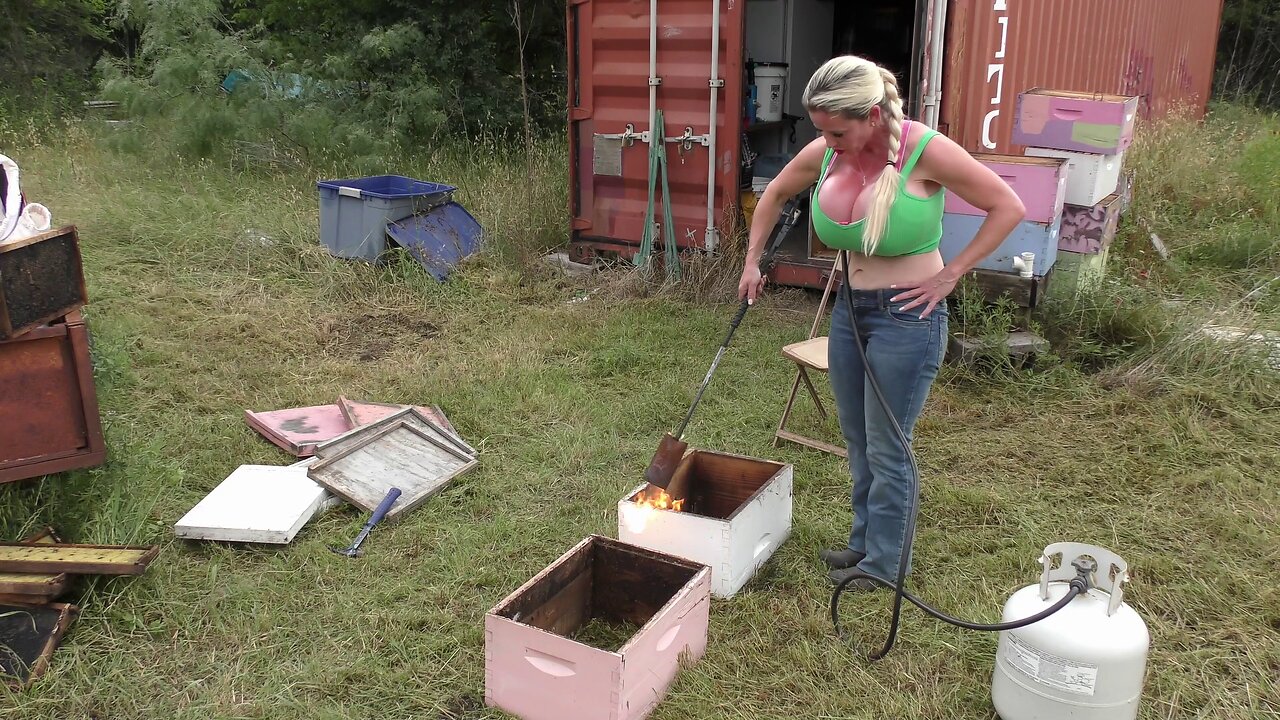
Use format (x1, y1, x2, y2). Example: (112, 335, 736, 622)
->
(317, 406, 475, 461)
(337, 395, 457, 435)
(243, 404, 351, 457)
(0, 544, 159, 575)
(175, 464, 336, 544)
(686, 450, 787, 521)
(0, 528, 68, 599)
(307, 419, 478, 522)
(0, 601, 78, 689)
(592, 538, 702, 627)
(287, 457, 345, 511)
(504, 543, 595, 637)
(781, 337, 829, 371)
(948, 331, 1050, 366)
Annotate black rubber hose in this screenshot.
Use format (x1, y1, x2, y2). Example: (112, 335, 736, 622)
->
(831, 568, 1090, 636)
(829, 249, 1088, 658)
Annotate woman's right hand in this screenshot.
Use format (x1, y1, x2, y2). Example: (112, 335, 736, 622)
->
(738, 263, 765, 304)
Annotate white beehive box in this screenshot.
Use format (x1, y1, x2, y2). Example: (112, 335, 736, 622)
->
(618, 449, 792, 598)
(1025, 147, 1125, 207)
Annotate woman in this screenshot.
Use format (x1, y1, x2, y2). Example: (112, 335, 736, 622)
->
(739, 56, 1025, 589)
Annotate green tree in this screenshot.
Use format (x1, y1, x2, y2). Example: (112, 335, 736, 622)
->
(95, 0, 567, 161)
(0, 0, 111, 106)
(1216, 0, 1280, 107)
(225, 0, 566, 133)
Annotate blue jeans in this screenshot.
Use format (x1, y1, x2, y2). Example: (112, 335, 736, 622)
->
(827, 286, 947, 580)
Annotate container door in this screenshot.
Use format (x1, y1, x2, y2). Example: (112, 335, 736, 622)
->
(568, 0, 745, 256)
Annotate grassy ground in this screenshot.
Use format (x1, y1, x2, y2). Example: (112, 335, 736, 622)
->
(0, 106, 1276, 719)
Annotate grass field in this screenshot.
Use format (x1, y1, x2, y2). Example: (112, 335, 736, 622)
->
(0, 106, 1276, 719)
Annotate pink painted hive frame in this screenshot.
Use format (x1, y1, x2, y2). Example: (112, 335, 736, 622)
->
(243, 404, 351, 457)
(336, 395, 457, 434)
(485, 535, 711, 720)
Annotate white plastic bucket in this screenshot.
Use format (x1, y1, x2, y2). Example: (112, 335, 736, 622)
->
(753, 64, 788, 123)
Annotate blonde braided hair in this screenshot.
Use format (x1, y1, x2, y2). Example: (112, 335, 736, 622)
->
(802, 56, 907, 255)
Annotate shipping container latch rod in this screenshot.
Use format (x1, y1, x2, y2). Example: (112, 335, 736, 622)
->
(596, 123, 650, 147)
(666, 127, 710, 154)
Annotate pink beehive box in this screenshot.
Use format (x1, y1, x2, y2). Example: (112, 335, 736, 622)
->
(944, 153, 1068, 224)
(1012, 88, 1140, 155)
(485, 535, 711, 720)
(618, 449, 792, 599)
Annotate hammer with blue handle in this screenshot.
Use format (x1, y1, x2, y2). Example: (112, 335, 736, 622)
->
(331, 487, 401, 557)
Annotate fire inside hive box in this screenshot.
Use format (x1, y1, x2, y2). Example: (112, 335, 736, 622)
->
(619, 449, 793, 599)
(485, 535, 710, 720)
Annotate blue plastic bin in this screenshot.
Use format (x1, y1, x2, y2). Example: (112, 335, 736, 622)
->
(317, 175, 456, 262)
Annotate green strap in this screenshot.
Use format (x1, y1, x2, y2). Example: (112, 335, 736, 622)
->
(633, 109, 681, 280)
(660, 147, 680, 280)
(899, 130, 937, 186)
(634, 112, 660, 268)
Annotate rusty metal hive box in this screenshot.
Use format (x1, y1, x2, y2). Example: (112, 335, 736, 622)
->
(0, 310, 106, 484)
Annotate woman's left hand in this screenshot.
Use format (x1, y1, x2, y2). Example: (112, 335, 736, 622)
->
(889, 270, 960, 319)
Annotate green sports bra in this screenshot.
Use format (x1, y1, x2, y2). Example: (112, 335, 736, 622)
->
(811, 129, 945, 256)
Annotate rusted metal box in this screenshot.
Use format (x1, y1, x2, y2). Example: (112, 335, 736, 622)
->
(485, 535, 711, 720)
(0, 310, 106, 484)
(0, 226, 88, 340)
(618, 449, 792, 598)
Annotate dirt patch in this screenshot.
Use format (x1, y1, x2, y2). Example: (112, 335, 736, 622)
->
(317, 310, 440, 362)
(437, 692, 484, 719)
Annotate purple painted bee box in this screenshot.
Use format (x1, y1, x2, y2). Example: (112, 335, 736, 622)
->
(1059, 193, 1123, 254)
(1013, 89, 1140, 155)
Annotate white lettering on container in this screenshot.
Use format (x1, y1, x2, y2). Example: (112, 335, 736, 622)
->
(982, 0, 1010, 149)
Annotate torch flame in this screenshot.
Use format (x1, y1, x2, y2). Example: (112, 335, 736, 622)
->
(635, 487, 685, 513)
(621, 485, 687, 535)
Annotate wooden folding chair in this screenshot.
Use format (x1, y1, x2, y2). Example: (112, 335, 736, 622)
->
(773, 254, 848, 458)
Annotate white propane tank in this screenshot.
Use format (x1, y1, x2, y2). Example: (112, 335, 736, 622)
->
(992, 543, 1150, 720)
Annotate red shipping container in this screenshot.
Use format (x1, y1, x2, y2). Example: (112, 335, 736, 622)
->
(566, 0, 1224, 289)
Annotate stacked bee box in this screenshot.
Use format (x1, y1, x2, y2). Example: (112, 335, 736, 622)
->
(940, 153, 1070, 280)
(1014, 89, 1140, 296)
